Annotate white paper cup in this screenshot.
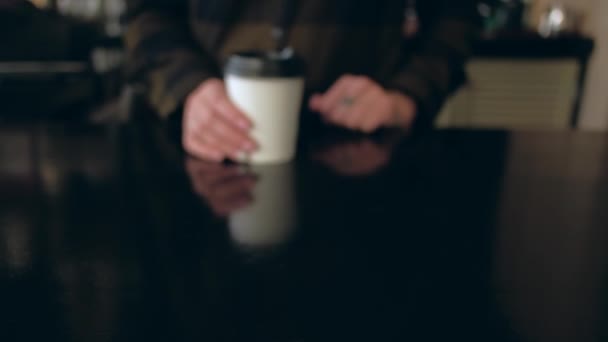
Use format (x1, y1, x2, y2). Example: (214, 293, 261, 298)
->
(225, 50, 305, 164)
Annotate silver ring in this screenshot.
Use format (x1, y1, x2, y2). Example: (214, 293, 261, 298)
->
(340, 97, 356, 107)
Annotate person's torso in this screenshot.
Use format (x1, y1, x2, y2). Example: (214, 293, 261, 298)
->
(188, 0, 410, 90)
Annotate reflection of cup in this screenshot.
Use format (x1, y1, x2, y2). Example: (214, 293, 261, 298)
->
(225, 50, 305, 164)
(228, 164, 297, 250)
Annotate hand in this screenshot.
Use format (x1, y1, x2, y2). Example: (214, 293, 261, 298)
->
(309, 75, 417, 133)
(313, 139, 393, 177)
(182, 79, 258, 162)
(186, 158, 257, 217)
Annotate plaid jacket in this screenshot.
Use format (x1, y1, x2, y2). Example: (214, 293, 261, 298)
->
(125, 0, 479, 122)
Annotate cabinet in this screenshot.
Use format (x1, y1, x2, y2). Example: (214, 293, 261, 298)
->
(437, 35, 594, 129)
(438, 59, 579, 129)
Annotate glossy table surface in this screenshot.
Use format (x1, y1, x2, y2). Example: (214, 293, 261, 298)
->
(0, 120, 607, 342)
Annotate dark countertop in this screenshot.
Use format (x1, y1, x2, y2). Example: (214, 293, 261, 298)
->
(0, 120, 607, 342)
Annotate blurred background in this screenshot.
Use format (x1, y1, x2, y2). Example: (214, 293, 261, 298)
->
(0, 0, 126, 122)
(437, 0, 608, 131)
(0, 0, 606, 130)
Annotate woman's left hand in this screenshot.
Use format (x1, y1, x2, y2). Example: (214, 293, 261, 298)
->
(309, 74, 417, 133)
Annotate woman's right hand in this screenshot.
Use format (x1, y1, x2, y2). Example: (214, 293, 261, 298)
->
(182, 79, 258, 162)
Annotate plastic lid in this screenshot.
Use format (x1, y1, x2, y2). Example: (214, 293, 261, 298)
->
(225, 49, 305, 78)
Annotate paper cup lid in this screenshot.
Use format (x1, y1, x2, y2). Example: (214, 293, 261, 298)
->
(225, 49, 305, 78)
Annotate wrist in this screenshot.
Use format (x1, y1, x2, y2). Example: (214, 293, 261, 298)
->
(388, 91, 417, 129)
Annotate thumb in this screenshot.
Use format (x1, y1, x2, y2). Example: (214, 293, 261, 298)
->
(309, 94, 323, 111)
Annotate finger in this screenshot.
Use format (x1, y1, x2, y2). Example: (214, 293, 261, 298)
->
(344, 92, 379, 131)
(360, 105, 389, 134)
(183, 98, 234, 162)
(206, 113, 257, 158)
(360, 115, 384, 134)
(325, 102, 353, 127)
(318, 76, 353, 114)
(188, 102, 256, 160)
(204, 84, 253, 130)
(183, 133, 224, 162)
(309, 93, 323, 112)
(323, 76, 371, 115)
(211, 104, 257, 153)
(327, 89, 376, 130)
(348, 90, 386, 133)
(195, 127, 243, 162)
(187, 115, 237, 162)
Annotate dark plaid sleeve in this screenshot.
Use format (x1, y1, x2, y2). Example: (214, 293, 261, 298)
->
(387, 0, 480, 124)
(124, 0, 220, 118)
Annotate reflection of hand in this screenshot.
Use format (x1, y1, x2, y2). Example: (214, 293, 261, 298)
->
(185, 158, 257, 217)
(314, 139, 392, 177)
(182, 79, 258, 162)
(309, 75, 417, 133)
